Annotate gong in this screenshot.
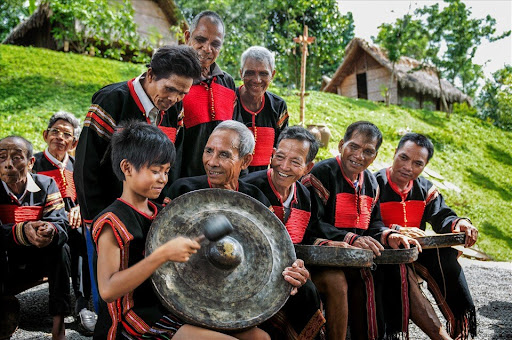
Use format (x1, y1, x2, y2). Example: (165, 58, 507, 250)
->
(415, 232, 466, 249)
(294, 245, 373, 268)
(146, 189, 296, 331)
(373, 247, 419, 264)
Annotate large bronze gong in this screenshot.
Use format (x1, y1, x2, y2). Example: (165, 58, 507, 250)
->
(146, 189, 296, 331)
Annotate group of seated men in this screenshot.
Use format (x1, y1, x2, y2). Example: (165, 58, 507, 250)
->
(0, 9, 478, 340)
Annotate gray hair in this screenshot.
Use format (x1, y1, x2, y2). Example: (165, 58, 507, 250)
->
(47, 111, 81, 138)
(213, 120, 255, 157)
(240, 46, 275, 72)
(189, 11, 225, 37)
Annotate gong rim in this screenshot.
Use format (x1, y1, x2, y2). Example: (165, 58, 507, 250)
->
(294, 245, 374, 268)
(146, 188, 296, 331)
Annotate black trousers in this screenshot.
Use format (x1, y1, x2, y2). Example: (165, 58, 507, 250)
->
(1, 243, 71, 316)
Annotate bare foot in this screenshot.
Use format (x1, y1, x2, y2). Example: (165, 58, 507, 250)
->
(52, 315, 66, 340)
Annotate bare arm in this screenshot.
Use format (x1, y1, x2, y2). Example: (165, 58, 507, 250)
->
(96, 227, 200, 303)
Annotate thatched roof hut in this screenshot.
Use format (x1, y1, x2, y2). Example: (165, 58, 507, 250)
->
(322, 38, 470, 111)
(2, 0, 185, 49)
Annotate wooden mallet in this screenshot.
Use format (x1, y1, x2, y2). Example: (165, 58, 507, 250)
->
(195, 214, 234, 243)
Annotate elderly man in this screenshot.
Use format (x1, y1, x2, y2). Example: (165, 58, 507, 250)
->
(170, 121, 325, 340)
(74, 45, 201, 227)
(237, 46, 288, 172)
(375, 133, 477, 340)
(33, 112, 96, 334)
(181, 11, 241, 177)
(0, 136, 71, 340)
(302, 121, 421, 340)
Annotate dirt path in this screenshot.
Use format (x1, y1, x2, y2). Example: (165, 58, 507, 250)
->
(10, 258, 512, 339)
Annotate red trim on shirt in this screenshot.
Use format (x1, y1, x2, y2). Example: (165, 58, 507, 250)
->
(116, 198, 157, 220)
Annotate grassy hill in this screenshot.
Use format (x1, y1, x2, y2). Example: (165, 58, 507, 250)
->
(1, 44, 511, 261)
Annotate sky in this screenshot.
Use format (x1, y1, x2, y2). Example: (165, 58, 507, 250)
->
(336, 0, 512, 79)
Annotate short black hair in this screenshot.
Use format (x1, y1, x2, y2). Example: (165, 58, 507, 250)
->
(148, 45, 202, 81)
(343, 121, 383, 151)
(110, 120, 176, 181)
(276, 126, 319, 163)
(189, 11, 225, 37)
(397, 133, 435, 162)
(0, 135, 33, 158)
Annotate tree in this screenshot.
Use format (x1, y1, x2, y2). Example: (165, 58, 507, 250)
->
(176, 0, 354, 89)
(0, 0, 31, 42)
(477, 65, 512, 130)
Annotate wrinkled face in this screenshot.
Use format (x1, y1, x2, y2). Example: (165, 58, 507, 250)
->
(186, 17, 224, 70)
(338, 132, 378, 181)
(203, 129, 250, 189)
(271, 138, 313, 191)
(391, 141, 429, 187)
(125, 162, 171, 200)
(0, 137, 34, 191)
(240, 58, 275, 98)
(145, 71, 193, 111)
(43, 119, 77, 158)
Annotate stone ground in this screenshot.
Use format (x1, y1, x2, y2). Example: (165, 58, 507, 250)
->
(9, 258, 512, 339)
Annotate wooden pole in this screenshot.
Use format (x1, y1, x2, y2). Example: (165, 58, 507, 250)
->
(293, 25, 315, 127)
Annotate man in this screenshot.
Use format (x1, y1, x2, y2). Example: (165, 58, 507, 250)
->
(74, 45, 201, 227)
(0, 136, 71, 340)
(237, 46, 288, 172)
(170, 121, 325, 339)
(181, 11, 240, 177)
(375, 133, 478, 340)
(302, 121, 420, 340)
(33, 112, 96, 335)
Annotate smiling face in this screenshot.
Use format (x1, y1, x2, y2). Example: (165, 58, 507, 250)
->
(240, 58, 275, 99)
(123, 161, 171, 200)
(43, 119, 77, 161)
(270, 138, 313, 195)
(338, 132, 378, 182)
(144, 71, 193, 111)
(203, 129, 252, 190)
(0, 137, 34, 194)
(185, 16, 224, 71)
(390, 141, 429, 189)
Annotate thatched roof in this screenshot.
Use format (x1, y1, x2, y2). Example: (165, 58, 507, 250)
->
(323, 38, 470, 104)
(2, 3, 51, 45)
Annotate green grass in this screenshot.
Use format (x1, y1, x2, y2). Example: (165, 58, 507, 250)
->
(1, 44, 511, 261)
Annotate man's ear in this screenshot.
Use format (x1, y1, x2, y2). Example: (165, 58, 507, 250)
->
(42, 129, 49, 143)
(338, 139, 344, 154)
(304, 161, 315, 175)
(184, 30, 191, 44)
(27, 156, 35, 172)
(120, 159, 132, 177)
(240, 154, 253, 170)
(70, 138, 79, 150)
(240, 68, 243, 79)
(271, 69, 276, 80)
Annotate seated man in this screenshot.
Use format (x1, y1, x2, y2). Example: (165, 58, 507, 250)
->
(237, 46, 289, 172)
(170, 120, 325, 339)
(302, 121, 420, 340)
(375, 133, 477, 340)
(0, 135, 71, 340)
(33, 111, 97, 334)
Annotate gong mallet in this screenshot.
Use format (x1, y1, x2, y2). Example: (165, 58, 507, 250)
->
(194, 214, 234, 243)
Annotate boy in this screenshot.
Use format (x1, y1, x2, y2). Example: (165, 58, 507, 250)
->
(93, 121, 268, 340)
(33, 111, 97, 334)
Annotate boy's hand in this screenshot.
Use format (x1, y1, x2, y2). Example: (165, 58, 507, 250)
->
(161, 236, 201, 262)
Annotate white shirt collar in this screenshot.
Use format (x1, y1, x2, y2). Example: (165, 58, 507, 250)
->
(282, 182, 295, 209)
(2, 172, 41, 203)
(133, 73, 157, 117)
(44, 148, 68, 169)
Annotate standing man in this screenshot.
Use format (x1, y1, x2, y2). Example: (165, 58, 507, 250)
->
(302, 121, 420, 340)
(375, 133, 477, 340)
(237, 46, 289, 172)
(74, 45, 201, 226)
(181, 11, 240, 177)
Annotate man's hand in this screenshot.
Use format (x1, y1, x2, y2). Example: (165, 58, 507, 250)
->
(325, 240, 358, 248)
(353, 236, 384, 257)
(282, 259, 309, 296)
(25, 221, 54, 248)
(453, 220, 478, 248)
(399, 226, 426, 238)
(387, 233, 422, 252)
(68, 205, 82, 229)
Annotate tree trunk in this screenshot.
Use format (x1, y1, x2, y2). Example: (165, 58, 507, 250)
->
(436, 70, 449, 117)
